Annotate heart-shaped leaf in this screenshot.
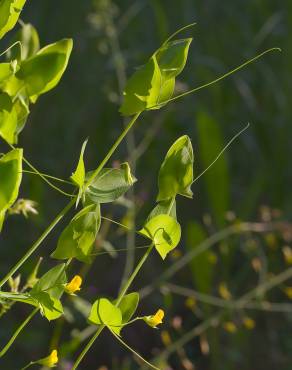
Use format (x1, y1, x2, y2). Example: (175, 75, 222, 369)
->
(140, 214, 181, 259)
(85, 163, 136, 204)
(0, 148, 23, 231)
(157, 135, 194, 201)
(51, 204, 101, 263)
(117, 292, 139, 324)
(88, 297, 122, 335)
(14, 38, 73, 101)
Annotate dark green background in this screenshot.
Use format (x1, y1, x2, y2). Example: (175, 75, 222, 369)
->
(0, 1, 291, 369)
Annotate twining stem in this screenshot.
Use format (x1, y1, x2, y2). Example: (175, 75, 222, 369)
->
(72, 242, 155, 370)
(109, 328, 160, 370)
(72, 197, 175, 369)
(0, 198, 76, 290)
(85, 112, 141, 189)
(0, 114, 141, 290)
(8, 143, 74, 197)
(0, 307, 38, 358)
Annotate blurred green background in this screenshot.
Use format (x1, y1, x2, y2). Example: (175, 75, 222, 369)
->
(0, 0, 292, 369)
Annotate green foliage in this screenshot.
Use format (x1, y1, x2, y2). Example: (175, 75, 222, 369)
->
(119, 37, 192, 116)
(51, 204, 101, 263)
(140, 214, 181, 259)
(196, 111, 230, 225)
(157, 135, 193, 201)
(148, 198, 177, 220)
(0, 0, 26, 40)
(117, 292, 139, 324)
(29, 263, 67, 320)
(14, 38, 73, 101)
(85, 163, 136, 204)
(88, 297, 122, 335)
(71, 139, 88, 206)
(8, 22, 40, 61)
(0, 148, 22, 231)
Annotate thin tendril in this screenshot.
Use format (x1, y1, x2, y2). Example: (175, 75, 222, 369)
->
(192, 123, 250, 184)
(22, 170, 74, 185)
(148, 47, 281, 110)
(163, 22, 197, 45)
(7, 143, 75, 197)
(109, 328, 161, 370)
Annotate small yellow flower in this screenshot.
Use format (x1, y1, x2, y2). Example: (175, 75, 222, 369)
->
(37, 349, 58, 367)
(65, 275, 82, 294)
(144, 309, 164, 328)
(223, 321, 237, 333)
(243, 316, 255, 330)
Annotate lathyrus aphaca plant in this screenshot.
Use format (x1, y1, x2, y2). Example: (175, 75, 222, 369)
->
(0, 2, 280, 369)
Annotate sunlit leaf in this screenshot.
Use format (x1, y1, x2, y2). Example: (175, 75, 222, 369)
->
(157, 135, 194, 201)
(71, 139, 88, 206)
(119, 56, 161, 116)
(119, 37, 192, 115)
(0, 92, 17, 143)
(0, 148, 22, 232)
(29, 264, 67, 321)
(147, 198, 177, 221)
(8, 22, 40, 60)
(85, 164, 136, 204)
(0, 62, 14, 83)
(88, 297, 122, 335)
(0, 0, 27, 40)
(51, 204, 101, 263)
(117, 292, 139, 324)
(14, 38, 73, 101)
(140, 214, 181, 259)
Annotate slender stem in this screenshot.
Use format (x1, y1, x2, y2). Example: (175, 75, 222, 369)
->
(147, 48, 281, 110)
(85, 112, 141, 189)
(8, 143, 74, 197)
(116, 243, 155, 306)
(109, 328, 161, 370)
(20, 362, 35, 370)
(0, 307, 38, 358)
(0, 113, 141, 290)
(71, 324, 104, 370)
(72, 197, 175, 368)
(22, 170, 74, 185)
(0, 198, 76, 289)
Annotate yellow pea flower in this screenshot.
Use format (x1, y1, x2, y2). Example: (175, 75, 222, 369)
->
(144, 309, 164, 328)
(37, 349, 58, 367)
(65, 275, 82, 294)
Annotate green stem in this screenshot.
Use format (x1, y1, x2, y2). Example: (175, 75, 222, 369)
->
(0, 114, 141, 290)
(72, 324, 105, 370)
(22, 170, 74, 185)
(109, 328, 161, 370)
(85, 112, 141, 189)
(0, 307, 38, 358)
(72, 242, 155, 369)
(72, 197, 175, 368)
(20, 361, 35, 370)
(0, 198, 76, 289)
